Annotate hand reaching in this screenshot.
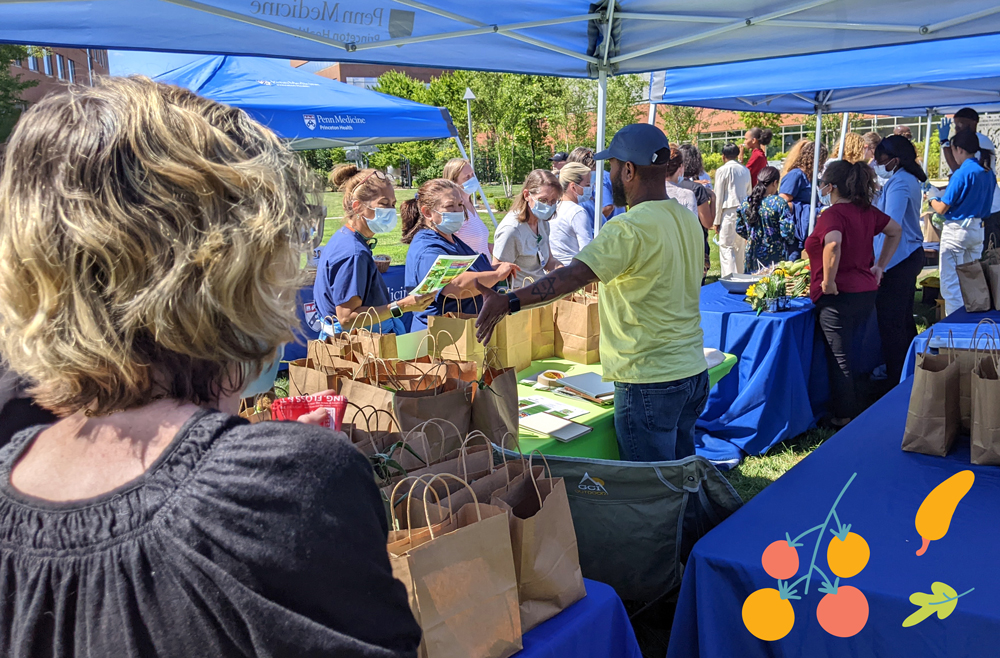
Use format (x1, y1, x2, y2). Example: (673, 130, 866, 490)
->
(938, 118, 952, 145)
(473, 281, 510, 345)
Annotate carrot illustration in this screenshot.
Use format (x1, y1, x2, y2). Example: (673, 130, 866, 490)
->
(914, 471, 975, 556)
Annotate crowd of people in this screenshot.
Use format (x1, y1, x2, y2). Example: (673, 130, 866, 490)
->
(1, 70, 999, 653)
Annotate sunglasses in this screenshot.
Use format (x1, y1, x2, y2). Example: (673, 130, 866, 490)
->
(357, 169, 388, 186)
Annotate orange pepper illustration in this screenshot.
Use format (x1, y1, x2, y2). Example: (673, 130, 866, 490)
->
(914, 470, 974, 556)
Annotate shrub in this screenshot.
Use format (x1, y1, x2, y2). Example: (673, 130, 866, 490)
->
(491, 197, 513, 212)
(702, 152, 724, 176)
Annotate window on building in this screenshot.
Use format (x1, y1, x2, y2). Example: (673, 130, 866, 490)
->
(12, 58, 21, 67)
(345, 77, 379, 90)
(27, 57, 38, 72)
(56, 54, 65, 80)
(43, 55, 52, 76)
(68, 59, 77, 83)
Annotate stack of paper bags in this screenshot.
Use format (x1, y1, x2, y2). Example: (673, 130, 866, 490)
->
(553, 293, 600, 365)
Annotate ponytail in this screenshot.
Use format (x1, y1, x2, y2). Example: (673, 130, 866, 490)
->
(400, 198, 421, 244)
(745, 166, 780, 227)
(823, 160, 878, 208)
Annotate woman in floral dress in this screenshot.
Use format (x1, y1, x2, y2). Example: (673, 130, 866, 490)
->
(737, 166, 796, 271)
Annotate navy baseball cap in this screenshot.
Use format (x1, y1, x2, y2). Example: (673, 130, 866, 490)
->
(594, 124, 670, 165)
(549, 151, 569, 162)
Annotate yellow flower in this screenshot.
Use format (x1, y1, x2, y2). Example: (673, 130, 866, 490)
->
(747, 284, 757, 297)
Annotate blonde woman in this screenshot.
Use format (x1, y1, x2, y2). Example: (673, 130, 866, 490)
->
(493, 169, 564, 287)
(442, 157, 491, 256)
(550, 162, 594, 265)
(0, 78, 421, 655)
(835, 132, 867, 164)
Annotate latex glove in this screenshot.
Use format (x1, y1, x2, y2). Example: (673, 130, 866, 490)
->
(925, 185, 944, 200)
(938, 118, 952, 145)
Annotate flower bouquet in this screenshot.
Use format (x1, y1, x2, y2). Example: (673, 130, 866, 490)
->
(746, 272, 792, 315)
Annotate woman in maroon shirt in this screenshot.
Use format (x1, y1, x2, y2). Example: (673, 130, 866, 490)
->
(742, 127, 773, 186)
(805, 160, 902, 426)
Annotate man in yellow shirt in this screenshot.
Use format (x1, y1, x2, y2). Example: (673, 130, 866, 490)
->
(475, 123, 708, 461)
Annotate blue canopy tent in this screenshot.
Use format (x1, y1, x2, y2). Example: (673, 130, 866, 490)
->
(154, 55, 496, 229)
(5, 1, 1000, 233)
(649, 32, 1000, 232)
(155, 54, 459, 150)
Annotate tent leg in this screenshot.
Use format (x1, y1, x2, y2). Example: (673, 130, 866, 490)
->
(594, 69, 608, 237)
(808, 106, 823, 237)
(647, 102, 657, 125)
(836, 112, 849, 161)
(455, 136, 497, 228)
(923, 109, 933, 175)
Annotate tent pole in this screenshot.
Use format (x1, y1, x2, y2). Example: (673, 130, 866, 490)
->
(647, 102, 657, 125)
(836, 112, 849, 160)
(808, 105, 823, 236)
(923, 108, 933, 175)
(594, 69, 608, 237)
(454, 136, 497, 228)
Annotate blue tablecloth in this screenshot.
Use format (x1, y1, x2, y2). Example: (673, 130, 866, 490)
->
(696, 283, 830, 468)
(903, 307, 1000, 382)
(287, 265, 409, 362)
(668, 378, 1000, 658)
(518, 579, 641, 658)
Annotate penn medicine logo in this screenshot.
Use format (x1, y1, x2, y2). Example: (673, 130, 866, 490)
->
(303, 114, 317, 130)
(578, 473, 609, 495)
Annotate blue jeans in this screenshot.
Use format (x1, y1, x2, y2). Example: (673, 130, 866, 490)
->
(613, 371, 710, 462)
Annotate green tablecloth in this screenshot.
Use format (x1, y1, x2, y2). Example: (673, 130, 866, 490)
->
(515, 354, 738, 460)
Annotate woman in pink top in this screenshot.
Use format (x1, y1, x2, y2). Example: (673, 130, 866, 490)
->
(442, 158, 491, 257)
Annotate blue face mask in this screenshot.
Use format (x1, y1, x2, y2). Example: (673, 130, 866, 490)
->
(578, 185, 593, 202)
(365, 206, 398, 234)
(531, 197, 556, 221)
(436, 211, 465, 235)
(242, 345, 284, 398)
(461, 176, 479, 194)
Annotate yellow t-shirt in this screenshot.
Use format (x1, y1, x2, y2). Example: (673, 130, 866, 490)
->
(574, 199, 706, 384)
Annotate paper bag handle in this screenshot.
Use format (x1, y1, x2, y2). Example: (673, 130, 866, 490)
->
(348, 307, 382, 335)
(411, 418, 463, 463)
(423, 473, 482, 539)
(389, 474, 449, 538)
(444, 292, 480, 315)
(526, 449, 553, 509)
(460, 430, 498, 479)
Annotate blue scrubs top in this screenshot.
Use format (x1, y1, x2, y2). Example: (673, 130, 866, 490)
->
(941, 158, 996, 222)
(313, 226, 403, 335)
(874, 169, 923, 270)
(404, 228, 494, 331)
(578, 170, 624, 228)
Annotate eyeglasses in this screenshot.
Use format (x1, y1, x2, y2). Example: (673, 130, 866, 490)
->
(357, 169, 388, 187)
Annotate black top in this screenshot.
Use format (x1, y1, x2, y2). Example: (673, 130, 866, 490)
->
(677, 178, 711, 206)
(0, 410, 421, 658)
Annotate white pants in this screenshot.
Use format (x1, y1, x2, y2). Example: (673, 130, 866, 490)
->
(718, 208, 746, 277)
(940, 220, 985, 316)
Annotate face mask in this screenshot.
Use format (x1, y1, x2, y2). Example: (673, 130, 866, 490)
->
(578, 185, 593, 202)
(242, 345, 285, 398)
(531, 198, 556, 221)
(873, 164, 891, 179)
(820, 189, 832, 206)
(436, 211, 465, 235)
(461, 176, 479, 194)
(365, 206, 397, 234)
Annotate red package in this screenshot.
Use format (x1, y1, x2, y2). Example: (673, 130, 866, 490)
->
(271, 394, 348, 430)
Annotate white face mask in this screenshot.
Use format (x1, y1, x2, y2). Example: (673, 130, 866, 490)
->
(873, 163, 894, 179)
(820, 188, 833, 206)
(461, 176, 479, 194)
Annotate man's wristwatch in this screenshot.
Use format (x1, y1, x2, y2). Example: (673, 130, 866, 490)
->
(389, 302, 403, 319)
(506, 292, 522, 315)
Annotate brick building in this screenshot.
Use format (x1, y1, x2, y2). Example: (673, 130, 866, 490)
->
(290, 60, 444, 89)
(9, 48, 110, 104)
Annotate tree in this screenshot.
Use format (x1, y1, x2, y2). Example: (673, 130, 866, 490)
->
(659, 105, 709, 145)
(737, 111, 784, 135)
(604, 74, 645, 141)
(548, 78, 592, 151)
(299, 148, 347, 187)
(0, 45, 38, 142)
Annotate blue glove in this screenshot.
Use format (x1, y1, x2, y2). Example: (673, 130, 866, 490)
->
(938, 118, 952, 145)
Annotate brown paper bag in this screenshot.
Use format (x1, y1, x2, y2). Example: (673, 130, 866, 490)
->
(530, 305, 555, 361)
(238, 395, 272, 424)
(394, 376, 474, 438)
(389, 474, 522, 658)
(288, 358, 348, 396)
(471, 365, 519, 443)
(553, 293, 601, 365)
(957, 260, 992, 312)
(940, 321, 1000, 430)
(489, 310, 533, 373)
(339, 378, 398, 431)
(428, 315, 485, 364)
(902, 351, 960, 456)
(353, 327, 399, 360)
(307, 335, 357, 369)
(972, 352, 1000, 465)
(491, 461, 586, 632)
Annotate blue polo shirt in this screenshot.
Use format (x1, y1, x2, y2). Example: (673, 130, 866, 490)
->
(874, 169, 923, 270)
(578, 170, 624, 228)
(313, 226, 400, 334)
(404, 228, 494, 331)
(942, 158, 996, 222)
